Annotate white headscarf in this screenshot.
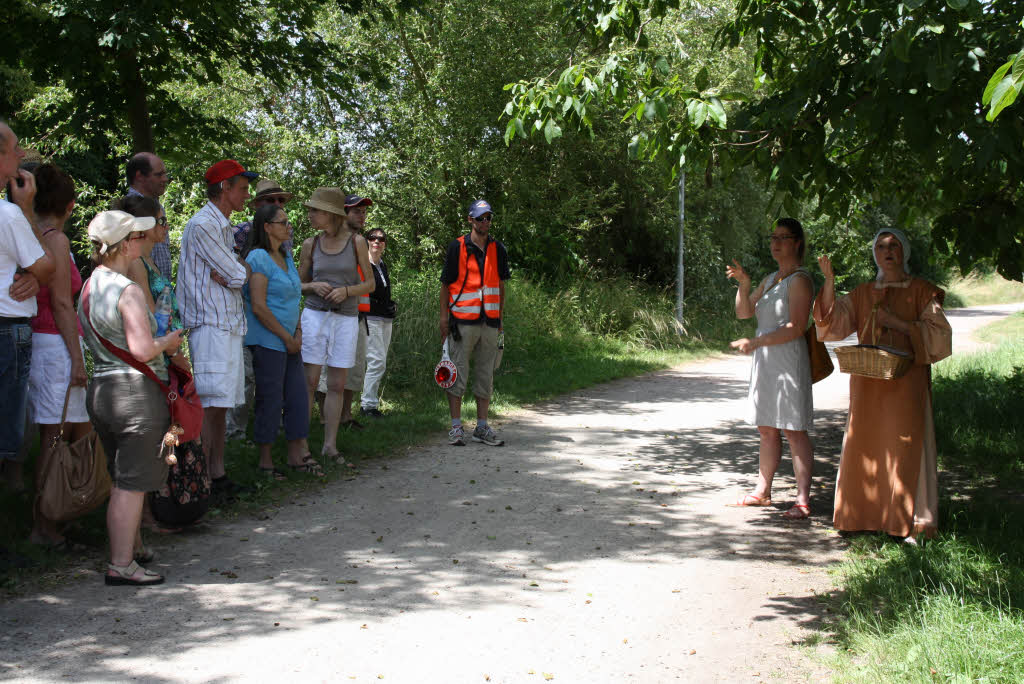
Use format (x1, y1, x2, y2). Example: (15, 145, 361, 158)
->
(872, 228, 911, 281)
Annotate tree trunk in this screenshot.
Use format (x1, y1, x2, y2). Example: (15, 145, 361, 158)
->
(120, 49, 154, 153)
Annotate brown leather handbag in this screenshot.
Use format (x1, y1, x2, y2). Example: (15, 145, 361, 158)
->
(37, 386, 111, 523)
(805, 324, 834, 384)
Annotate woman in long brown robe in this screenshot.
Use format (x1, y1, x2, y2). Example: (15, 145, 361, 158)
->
(814, 229, 952, 541)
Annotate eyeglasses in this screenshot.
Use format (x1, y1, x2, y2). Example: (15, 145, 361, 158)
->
(266, 219, 292, 226)
(367, 235, 386, 243)
(472, 215, 492, 223)
(768, 234, 796, 243)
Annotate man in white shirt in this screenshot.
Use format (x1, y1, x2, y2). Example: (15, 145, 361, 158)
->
(0, 120, 55, 484)
(177, 159, 255, 496)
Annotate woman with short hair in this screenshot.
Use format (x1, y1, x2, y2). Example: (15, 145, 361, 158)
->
(297, 187, 374, 462)
(79, 210, 184, 585)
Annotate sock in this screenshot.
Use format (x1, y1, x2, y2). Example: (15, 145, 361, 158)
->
(477, 419, 488, 429)
(451, 418, 461, 428)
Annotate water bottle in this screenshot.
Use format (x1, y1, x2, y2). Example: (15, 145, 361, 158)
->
(496, 330, 504, 350)
(155, 286, 173, 337)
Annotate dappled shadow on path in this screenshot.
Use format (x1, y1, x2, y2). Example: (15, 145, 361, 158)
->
(0, 362, 851, 681)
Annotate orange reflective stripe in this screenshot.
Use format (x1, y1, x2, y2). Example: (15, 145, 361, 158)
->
(356, 264, 370, 313)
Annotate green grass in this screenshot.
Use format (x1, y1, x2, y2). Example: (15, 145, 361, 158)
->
(0, 272, 748, 592)
(828, 340, 1024, 682)
(944, 271, 1024, 308)
(976, 312, 1024, 345)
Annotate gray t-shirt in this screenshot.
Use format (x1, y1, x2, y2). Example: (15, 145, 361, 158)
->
(79, 267, 168, 381)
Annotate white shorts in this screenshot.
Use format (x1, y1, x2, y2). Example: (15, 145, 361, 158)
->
(301, 309, 358, 369)
(188, 326, 245, 408)
(28, 333, 89, 424)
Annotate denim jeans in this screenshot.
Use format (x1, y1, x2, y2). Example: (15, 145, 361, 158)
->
(0, 321, 32, 460)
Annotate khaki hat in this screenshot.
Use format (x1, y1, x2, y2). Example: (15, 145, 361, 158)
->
(88, 210, 155, 254)
(303, 187, 347, 216)
(250, 178, 294, 205)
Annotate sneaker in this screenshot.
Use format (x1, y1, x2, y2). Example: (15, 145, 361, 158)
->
(448, 425, 465, 446)
(360, 407, 385, 418)
(471, 424, 504, 446)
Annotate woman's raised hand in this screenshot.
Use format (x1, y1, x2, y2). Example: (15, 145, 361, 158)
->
(726, 259, 751, 286)
(817, 254, 834, 281)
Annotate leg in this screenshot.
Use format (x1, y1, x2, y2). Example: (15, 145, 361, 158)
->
(754, 426, 783, 501)
(340, 388, 356, 424)
(305, 363, 323, 424)
(476, 396, 489, 422)
(448, 392, 462, 421)
(107, 487, 146, 567)
(202, 407, 228, 480)
(250, 346, 285, 467)
(783, 429, 813, 507)
(322, 366, 347, 457)
(282, 352, 311, 466)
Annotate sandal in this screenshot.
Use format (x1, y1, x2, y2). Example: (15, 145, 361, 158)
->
(288, 456, 325, 477)
(322, 448, 345, 466)
(105, 560, 164, 586)
(259, 467, 288, 482)
(134, 547, 155, 564)
(781, 504, 810, 520)
(731, 493, 772, 507)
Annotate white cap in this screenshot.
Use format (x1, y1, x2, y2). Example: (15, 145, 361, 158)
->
(87, 210, 155, 254)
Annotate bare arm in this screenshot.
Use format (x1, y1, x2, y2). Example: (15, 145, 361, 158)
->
(439, 284, 450, 342)
(730, 274, 811, 354)
(118, 284, 183, 362)
(44, 233, 87, 386)
(814, 255, 835, 321)
(249, 271, 301, 353)
(499, 280, 506, 331)
(10, 170, 56, 284)
(298, 237, 331, 297)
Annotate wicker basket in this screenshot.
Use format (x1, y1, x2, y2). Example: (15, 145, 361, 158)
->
(835, 344, 913, 379)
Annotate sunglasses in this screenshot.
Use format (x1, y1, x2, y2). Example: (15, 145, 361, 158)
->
(261, 196, 289, 205)
(472, 215, 492, 223)
(367, 235, 386, 243)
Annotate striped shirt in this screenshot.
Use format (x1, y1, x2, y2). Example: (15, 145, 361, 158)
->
(126, 187, 172, 279)
(176, 202, 248, 334)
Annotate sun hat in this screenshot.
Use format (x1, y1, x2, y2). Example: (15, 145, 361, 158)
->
(250, 179, 293, 204)
(88, 210, 155, 254)
(204, 159, 258, 185)
(303, 187, 348, 216)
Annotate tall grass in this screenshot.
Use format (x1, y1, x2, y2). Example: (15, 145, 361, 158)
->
(944, 271, 1024, 308)
(829, 338, 1024, 682)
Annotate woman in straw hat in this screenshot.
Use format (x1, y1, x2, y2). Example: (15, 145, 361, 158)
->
(297, 187, 375, 463)
(79, 210, 184, 585)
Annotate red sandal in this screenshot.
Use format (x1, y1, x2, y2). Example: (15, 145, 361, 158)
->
(781, 504, 810, 520)
(731, 493, 772, 507)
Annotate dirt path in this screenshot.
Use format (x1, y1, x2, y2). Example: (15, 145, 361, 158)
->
(1, 304, 1019, 683)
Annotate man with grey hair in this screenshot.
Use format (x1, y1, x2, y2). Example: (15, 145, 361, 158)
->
(126, 152, 172, 279)
(0, 120, 55, 488)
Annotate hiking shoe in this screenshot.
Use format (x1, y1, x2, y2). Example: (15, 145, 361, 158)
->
(448, 425, 465, 446)
(471, 424, 504, 446)
(361, 407, 385, 418)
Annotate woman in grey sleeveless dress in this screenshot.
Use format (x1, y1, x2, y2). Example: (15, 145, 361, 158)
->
(726, 218, 814, 519)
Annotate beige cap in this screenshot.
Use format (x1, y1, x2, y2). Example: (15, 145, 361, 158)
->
(88, 210, 155, 254)
(303, 187, 347, 216)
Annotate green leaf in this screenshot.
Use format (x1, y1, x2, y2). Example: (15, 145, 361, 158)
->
(695, 66, 710, 92)
(982, 60, 1013, 105)
(1013, 49, 1024, 78)
(946, 0, 969, 8)
(513, 118, 526, 139)
(686, 99, 708, 127)
(923, 24, 944, 34)
(628, 134, 641, 159)
(706, 97, 726, 127)
(655, 56, 670, 77)
(543, 118, 562, 144)
(891, 27, 913, 63)
(654, 98, 669, 120)
(903, 0, 926, 9)
(717, 90, 749, 102)
(985, 76, 1022, 121)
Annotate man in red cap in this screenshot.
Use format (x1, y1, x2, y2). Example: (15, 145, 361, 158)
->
(177, 160, 256, 498)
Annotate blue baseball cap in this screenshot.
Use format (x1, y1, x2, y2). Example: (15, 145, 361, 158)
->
(345, 194, 373, 208)
(468, 200, 492, 218)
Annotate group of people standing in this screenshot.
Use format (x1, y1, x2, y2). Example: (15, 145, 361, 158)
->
(728, 218, 952, 543)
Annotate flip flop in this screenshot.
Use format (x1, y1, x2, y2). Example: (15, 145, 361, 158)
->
(730, 493, 772, 507)
(781, 504, 810, 520)
(259, 467, 288, 482)
(289, 456, 325, 477)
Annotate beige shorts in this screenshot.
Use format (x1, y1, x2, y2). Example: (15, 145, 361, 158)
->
(189, 326, 245, 409)
(344, 317, 369, 391)
(446, 323, 498, 399)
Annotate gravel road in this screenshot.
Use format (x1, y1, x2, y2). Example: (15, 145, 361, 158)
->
(1, 303, 1019, 683)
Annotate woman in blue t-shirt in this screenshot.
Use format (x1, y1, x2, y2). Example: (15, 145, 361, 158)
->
(242, 205, 320, 477)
